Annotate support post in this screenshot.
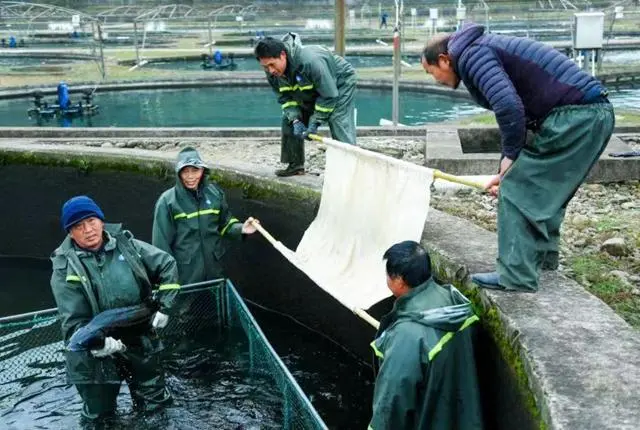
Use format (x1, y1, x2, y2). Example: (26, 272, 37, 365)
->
(133, 21, 140, 66)
(208, 18, 214, 58)
(335, 0, 346, 56)
(97, 23, 106, 79)
(485, 7, 490, 32)
(392, 25, 400, 129)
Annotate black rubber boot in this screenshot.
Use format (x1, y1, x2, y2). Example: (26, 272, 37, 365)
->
(275, 164, 305, 177)
(541, 251, 560, 271)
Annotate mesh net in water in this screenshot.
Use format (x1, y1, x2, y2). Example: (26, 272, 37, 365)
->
(0, 279, 327, 430)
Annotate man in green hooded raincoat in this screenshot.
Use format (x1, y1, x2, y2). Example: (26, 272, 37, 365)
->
(152, 147, 258, 285)
(370, 241, 483, 430)
(255, 33, 357, 177)
(50, 195, 180, 421)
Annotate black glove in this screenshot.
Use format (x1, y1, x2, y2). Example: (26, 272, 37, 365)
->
(292, 120, 307, 138)
(303, 121, 320, 141)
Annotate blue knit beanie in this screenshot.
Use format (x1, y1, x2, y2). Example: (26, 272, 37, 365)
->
(61, 196, 105, 231)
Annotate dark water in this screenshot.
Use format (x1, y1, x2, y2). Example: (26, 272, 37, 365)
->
(0, 329, 284, 429)
(249, 304, 374, 427)
(0, 257, 372, 429)
(0, 87, 484, 128)
(0, 257, 53, 315)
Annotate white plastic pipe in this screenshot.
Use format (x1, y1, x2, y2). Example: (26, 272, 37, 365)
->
(128, 59, 148, 71)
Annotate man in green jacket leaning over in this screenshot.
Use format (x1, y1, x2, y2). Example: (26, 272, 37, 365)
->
(50, 196, 180, 421)
(152, 147, 258, 285)
(255, 33, 357, 177)
(370, 240, 483, 430)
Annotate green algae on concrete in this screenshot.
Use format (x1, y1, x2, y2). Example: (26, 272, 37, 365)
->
(0, 149, 174, 180)
(427, 250, 546, 430)
(0, 148, 321, 218)
(209, 169, 320, 215)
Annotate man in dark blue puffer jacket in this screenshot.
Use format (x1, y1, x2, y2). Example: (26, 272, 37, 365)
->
(421, 23, 614, 292)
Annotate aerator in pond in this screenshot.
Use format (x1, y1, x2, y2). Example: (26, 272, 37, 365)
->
(27, 82, 100, 124)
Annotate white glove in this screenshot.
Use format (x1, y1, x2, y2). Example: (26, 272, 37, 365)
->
(91, 337, 126, 358)
(151, 311, 169, 329)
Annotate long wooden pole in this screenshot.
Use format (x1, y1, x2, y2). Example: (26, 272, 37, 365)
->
(308, 133, 486, 190)
(250, 220, 380, 330)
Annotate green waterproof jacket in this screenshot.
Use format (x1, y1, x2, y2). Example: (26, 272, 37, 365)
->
(152, 150, 243, 285)
(369, 278, 483, 430)
(50, 223, 180, 384)
(266, 32, 357, 125)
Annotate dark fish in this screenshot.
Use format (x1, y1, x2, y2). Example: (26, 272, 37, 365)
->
(67, 299, 159, 352)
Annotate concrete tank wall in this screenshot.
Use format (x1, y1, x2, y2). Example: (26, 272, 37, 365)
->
(0, 147, 536, 430)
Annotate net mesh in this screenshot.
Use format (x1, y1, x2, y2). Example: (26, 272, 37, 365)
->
(0, 279, 326, 430)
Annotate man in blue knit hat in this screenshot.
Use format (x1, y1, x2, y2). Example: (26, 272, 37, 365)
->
(421, 24, 614, 293)
(50, 195, 180, 421)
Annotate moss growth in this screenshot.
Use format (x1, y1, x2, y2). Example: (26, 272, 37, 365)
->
(0, 150, 174, 180)
(453, 108, 640, 127)
(208, 170, 320, 212)
(0, 148, 320, 216)
(428, 251, 548, 430)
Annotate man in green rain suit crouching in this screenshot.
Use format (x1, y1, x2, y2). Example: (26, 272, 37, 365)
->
(255, 33, 357, 177)
(369, 241, 483, 430)
(50, 196, 180, 421)
(421, 24, 614, 292)
(152, 147, 258, 285)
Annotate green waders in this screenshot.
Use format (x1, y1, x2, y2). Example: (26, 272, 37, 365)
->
(75, 335, 171, 420)
(497, 102, 615, 291)
(280, 82, 357, 168)
(326, 79, 357, 145)
(281, 109, 312, 168)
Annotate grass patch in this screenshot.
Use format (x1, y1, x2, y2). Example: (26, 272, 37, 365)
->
(450, 111, 497, 126)
(569, 254, 640, 328)
(450, 108, 640, 127)
(596, 218, 624, 233)
(615, 109, 640, 126)
(355, 66, 435, 82)
(567, 209, 639, 327)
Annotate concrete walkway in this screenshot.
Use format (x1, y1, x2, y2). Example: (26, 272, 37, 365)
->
(424, 208, 640, 430)
(425, 128, 640, 182)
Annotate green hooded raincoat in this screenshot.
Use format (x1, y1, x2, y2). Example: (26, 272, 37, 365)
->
(369, 279, 483, 430)
(266, 32, 357, 167)
(152, 147, 243, 285)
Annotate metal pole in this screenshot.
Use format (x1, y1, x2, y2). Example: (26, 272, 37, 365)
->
(208, 18, 214, 58)
(485, 6, 490, 32)
(400, 0, 405, 58)
(335, 0, 346, 56)
(601, 13, 616, 67)
(97, 23, 106, 79)
(133, 21, 140, 65)
(392, 24, 400, 128)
